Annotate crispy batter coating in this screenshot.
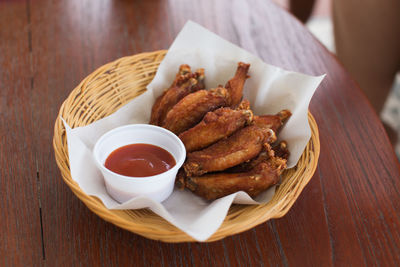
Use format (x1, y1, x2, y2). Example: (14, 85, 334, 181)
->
(162, 87, 229, 135)
(150, 65, 205, 125)
(184, 156, 287, 200)
(184, 125, 277, 176)
(178, 104, 253, 152)
(225, 62, 250, 107)
(273, 141, 290, 160)
(175, 168, 187, 190)
(253, 109, 292, 132)
(237, 99, 251, 110)
(228, 143, 275, 173)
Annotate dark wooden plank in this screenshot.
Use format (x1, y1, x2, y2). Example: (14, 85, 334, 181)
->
(271, 176, 334, 267)
(242, 4, 372, 264)
(238, 2, 400, 265)
(310, 60, 400, 265)
(0, 1, 43, 266)
(28, 0, 201, 266)
(27, 0, 176, 266)
(18, 0, 400, 266)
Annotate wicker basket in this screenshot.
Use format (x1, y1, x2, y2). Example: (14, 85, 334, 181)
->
(53, 50, 320, 242)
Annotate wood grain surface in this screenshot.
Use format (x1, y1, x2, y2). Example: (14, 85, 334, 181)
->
(1, 0, 400, 266)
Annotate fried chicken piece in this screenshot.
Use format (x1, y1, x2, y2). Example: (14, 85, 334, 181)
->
(162, 87, 229, 135)
(150, 65, 205, 125)
(253, 109, 292, 132)
(184, 156, 287, 200)
(225, 62, 250, 107)
(178, 102, 253, 152)
(184, 125, 277, 176)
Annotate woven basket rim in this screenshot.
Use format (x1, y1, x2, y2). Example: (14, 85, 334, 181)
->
(53, 50, 320, 242)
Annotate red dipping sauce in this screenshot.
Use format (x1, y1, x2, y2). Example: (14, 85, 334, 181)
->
(104, 144, 176, 177)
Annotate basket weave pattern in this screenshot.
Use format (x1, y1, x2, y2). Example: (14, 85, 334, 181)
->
(53, 50, 320, 242)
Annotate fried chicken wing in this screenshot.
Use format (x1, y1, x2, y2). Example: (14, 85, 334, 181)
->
(184, 156, 287, 200)
(162, 87, 229, 135)
(184, 125, 277, 176)
(178, 103, 253, 152)
(150, 65, 205, 125)
(253, 109, 292, 132)
(225, 62, 250, 107)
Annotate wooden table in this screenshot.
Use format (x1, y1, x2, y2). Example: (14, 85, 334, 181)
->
(1, 0, 400, 265)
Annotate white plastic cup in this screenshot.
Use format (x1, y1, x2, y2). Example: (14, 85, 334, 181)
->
(93, 124, 186, 203)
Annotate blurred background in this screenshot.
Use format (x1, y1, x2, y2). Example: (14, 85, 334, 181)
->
(273, 0, 400, 158)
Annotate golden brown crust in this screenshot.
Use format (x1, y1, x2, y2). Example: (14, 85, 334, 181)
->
(183, 125, 277, 176)
(272, 141, 290, 160)
(225, 62, 250, 107)
(162, 87, 229, 135)
(175, 168, 187, 190)
(185, 156, 287, 200)
(227, 143, 275, 173)
(178, 104, 253, 152)
(237, 99, 251, 110)
(253, 109, 292, 133)
(150, 66, 205, 125)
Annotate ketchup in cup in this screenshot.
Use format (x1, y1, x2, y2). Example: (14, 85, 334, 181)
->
(93, 124, 186, 203)
(105, 144, 176, 177)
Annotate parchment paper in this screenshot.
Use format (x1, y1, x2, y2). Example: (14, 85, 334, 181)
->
(62, 21, 325, 241)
